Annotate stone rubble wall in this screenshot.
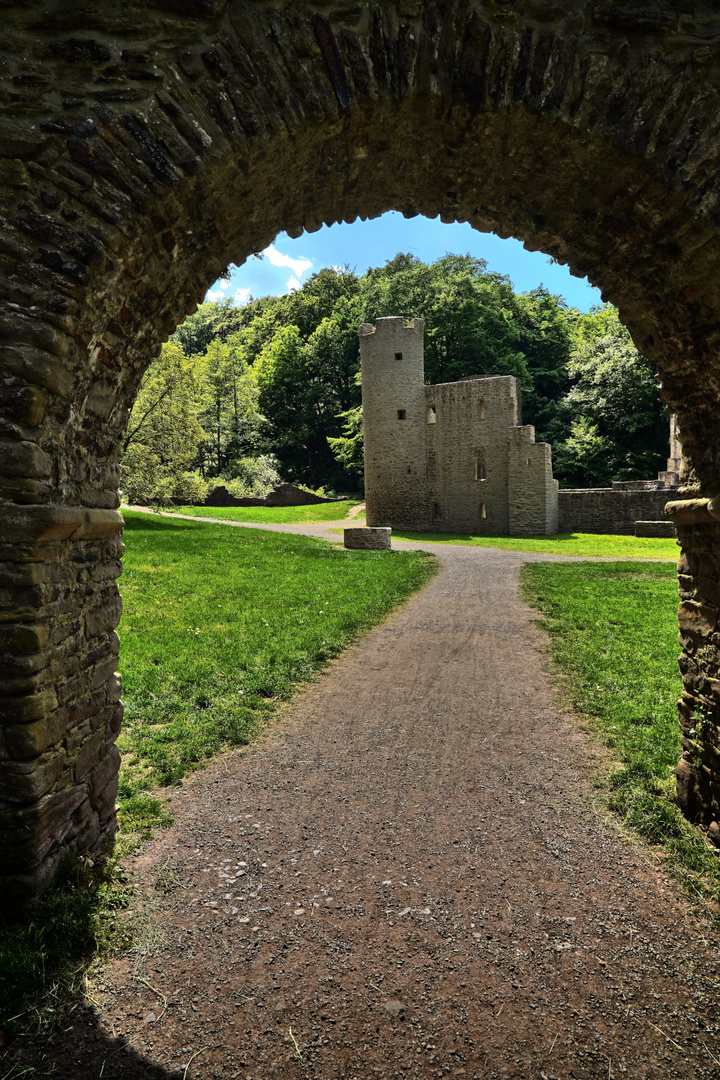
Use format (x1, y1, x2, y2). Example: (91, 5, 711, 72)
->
(5, 0, 720, 905)
(425, 376, 520, 535)
(558, 487, 678, 535)
(634, 521, 676, 538)
(204, 483, 339, 508)
(508, 425, 559, 537)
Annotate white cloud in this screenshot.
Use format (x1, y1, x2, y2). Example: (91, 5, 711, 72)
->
(287, 276, 301, 292)
(234, 287, 251, 305)
(206, 278, 232, 302)
(263, 243, 312, 278)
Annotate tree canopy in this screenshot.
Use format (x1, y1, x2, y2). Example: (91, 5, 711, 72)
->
(120, 252, 669, 503)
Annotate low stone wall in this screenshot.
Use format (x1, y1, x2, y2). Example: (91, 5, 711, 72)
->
(204, 483, 340, 508)
(559, 485, 678, 535)
(344, 528, 392, 550)
(635, 520, 676, 538)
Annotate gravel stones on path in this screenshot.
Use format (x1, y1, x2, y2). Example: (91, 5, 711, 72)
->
(12, 537, 720, 1079)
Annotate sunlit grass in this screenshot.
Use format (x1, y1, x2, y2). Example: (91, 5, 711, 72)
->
(521, 560, 720, 908)
(336, 525, 678, 560)
(163, 500, 361, 524)
(0, 511, 435, 1033)
(116, 512, 434, 812)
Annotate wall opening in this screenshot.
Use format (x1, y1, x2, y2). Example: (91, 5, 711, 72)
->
(427, 405, 437, 424)
(475, 452, 486, 481)
(479, 400, 486, 421)
(480, 503, 487, 519)
(397, 409, 406, 420)
(395, 352, 403, 360)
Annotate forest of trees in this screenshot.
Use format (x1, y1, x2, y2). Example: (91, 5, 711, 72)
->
(121, 253, 669, 505)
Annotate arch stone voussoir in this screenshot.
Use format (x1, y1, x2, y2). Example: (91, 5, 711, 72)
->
(5, 0, 720, 907)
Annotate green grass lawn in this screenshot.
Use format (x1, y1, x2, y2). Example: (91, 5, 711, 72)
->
(521, 560, 720, 906)
(117, 511, 436, 842)
(162, 499, 361, 524)
(364, 528, 678, 560)
(0, 511, 435, 1031)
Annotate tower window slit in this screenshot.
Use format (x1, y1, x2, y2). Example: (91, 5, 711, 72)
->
(475, 451, 486, 481)
(397, 409, 406, 420)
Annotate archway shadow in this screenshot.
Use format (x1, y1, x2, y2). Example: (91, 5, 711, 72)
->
(2, 1012, 176, 1079)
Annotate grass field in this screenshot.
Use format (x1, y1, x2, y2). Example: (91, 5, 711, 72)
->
(521, 560, 720, 906)
(163, 500, 360, 524)
(372, 528, 679, 560)
(0, 511, 436, 1030)
(116, 512, 435, 838)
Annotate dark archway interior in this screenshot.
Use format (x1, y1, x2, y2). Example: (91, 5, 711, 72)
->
(3, 0, 720, 909)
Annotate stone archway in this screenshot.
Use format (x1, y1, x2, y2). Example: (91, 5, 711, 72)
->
(3, 0, 720, 909)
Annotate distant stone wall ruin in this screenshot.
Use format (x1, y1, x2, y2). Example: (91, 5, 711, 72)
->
(360, 318, 558, 536)
(558, 484, 677, 536)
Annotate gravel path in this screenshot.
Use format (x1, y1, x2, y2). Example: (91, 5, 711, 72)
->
(11, 516, 720, 1079)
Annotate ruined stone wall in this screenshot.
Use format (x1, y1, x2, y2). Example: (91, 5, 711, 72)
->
(508, 426, 559, 536)
(558, 487, 677, 535)
(7, 0, 720, 905)
(426, 376, 519, 534)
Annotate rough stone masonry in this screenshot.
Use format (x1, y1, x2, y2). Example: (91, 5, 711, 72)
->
(360, 316, 557, 535)
(4, 0, 720, 909)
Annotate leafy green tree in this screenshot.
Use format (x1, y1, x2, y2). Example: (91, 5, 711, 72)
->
(360, 253, 531, 386)
(196, 333, 267, 478)
(553, 308, 668, 487)
(122, 341, 208, 504)
(255, 315, 360, 487)
(514, 287, 573, 443)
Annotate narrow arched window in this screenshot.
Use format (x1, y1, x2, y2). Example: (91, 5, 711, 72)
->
(475, 451, 486, 481)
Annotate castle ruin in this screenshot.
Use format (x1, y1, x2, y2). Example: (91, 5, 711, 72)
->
(360, 317, 558, 536)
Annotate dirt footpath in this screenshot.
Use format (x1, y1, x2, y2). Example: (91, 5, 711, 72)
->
(12, 536, 720, 1079)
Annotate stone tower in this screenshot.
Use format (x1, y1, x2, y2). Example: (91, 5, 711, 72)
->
(359, 316, 559, 535)
(360, 317, 429, 528)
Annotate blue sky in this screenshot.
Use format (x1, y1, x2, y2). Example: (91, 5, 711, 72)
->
(206, 212, 603, 312)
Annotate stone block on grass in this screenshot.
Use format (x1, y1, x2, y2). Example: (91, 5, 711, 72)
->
(344, 527, 392, 551)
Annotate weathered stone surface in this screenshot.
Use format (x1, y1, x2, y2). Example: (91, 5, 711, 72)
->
(83, 595, 122, 638)
(344, 527, 392, 551)
(666, 499, 713, 525)
(0, 746, 66, 803)
(361, 317, 557, 536)
(0, 506, 123, 545)
(5, 0, 720, 907)
(678, 601, 717, 636)
(635, 520, 676, 538)
(559, 488, 677, 535)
